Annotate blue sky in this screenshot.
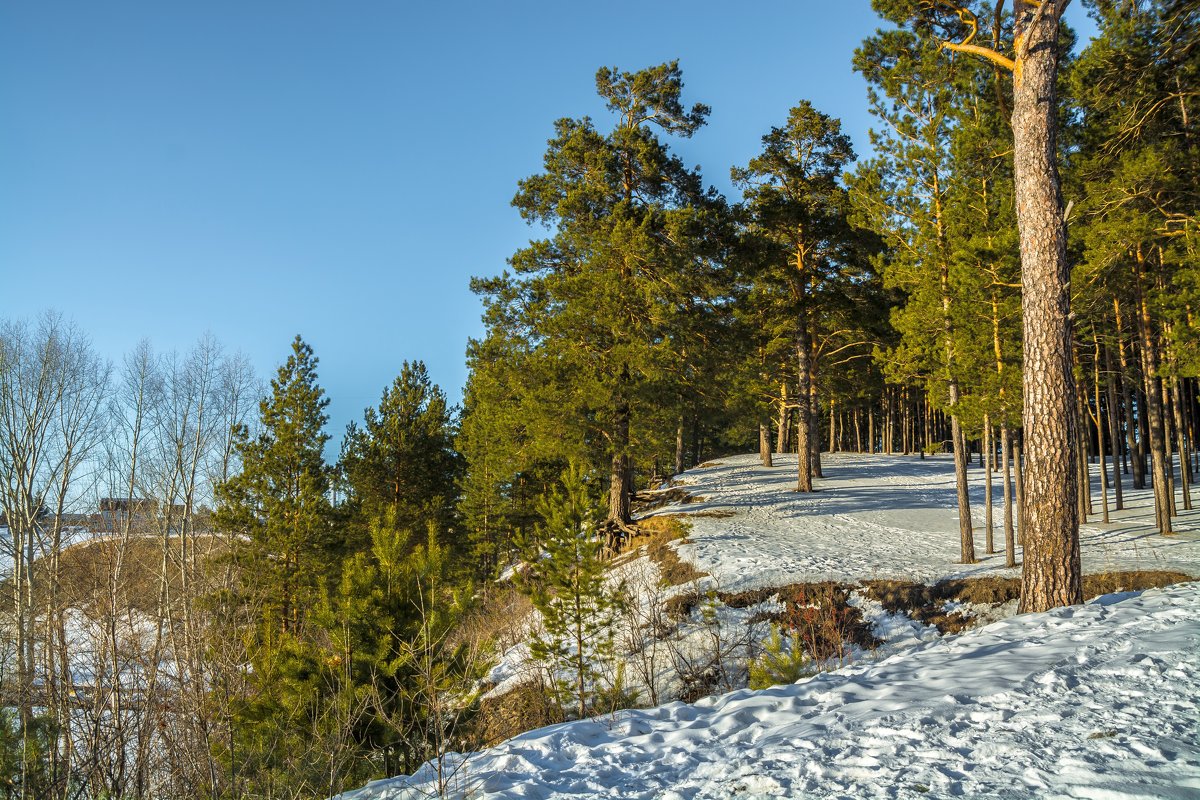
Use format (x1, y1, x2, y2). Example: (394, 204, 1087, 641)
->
(0, 1, 1097, 441)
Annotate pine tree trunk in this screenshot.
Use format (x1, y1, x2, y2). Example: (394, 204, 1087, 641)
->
(1092, 336, 1110, 523)
(1170, 376, 1192, 510)
(1135, 261, 1172, 534)
(984, 417, 995, 554)
(1012, 0, 1081, 612)
(795, 337, 814, 492)
(609, 384, 632, 527)
(1076, 372, 1091, 524)
(776, 382, 790, 454)
(809, 367, 824, 479)
(1104, 343, 1124, 510)
(675, 419, 685, 477)
(1003, 425, 1017, 568)
(829, 397, 839, 453)
(1116, 298, 1147, 488)
(922, 393, 931, 458)
(759, 422, 773, 468)
(951, 400, 976, 564)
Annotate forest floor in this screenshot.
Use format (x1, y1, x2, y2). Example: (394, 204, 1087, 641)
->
(666, 452, 1200, 591)
(347, 453, 1200, 800)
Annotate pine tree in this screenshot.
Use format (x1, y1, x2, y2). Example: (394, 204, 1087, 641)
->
(874, 0, 1086, 608)
(213, 335, 343, 796)
(522, 463, 625, 720)
(340, 360, 462, 551)
(216, 335, 335, 634)
(853, 18, 981, 563)
(732, 101, 871, 491)
(472, 61, 727, 536)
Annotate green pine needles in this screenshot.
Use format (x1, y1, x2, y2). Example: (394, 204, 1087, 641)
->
(522, 463, 630, 720)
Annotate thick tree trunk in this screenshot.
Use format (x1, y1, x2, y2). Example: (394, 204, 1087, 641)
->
(759, 422, 773, 468)
(1012, 0, 1081, 612)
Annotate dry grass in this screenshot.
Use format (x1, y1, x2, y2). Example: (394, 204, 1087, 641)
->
(1081, 570, 1192, 597)
(0, 533, 235, 618)
(723, 582, 880, 659)
(632, 515, 708, 587)
(454, 585, 533, 656)
(468, 678, 564, 748)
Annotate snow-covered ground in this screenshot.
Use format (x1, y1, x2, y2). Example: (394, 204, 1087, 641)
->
(668, 453, 1200, 591)
(346, 581, 1200, 799)
(344, 453, 1200, 799)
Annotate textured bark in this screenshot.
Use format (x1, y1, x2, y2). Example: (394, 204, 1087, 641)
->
(759, 422, 774, 468)
(1014, 434, 1024, 547)
(1013, 0, 1081, 612)
(795, 337, 814, 493)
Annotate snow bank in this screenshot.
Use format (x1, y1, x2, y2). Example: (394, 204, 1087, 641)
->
(343, 581, 1200, 799)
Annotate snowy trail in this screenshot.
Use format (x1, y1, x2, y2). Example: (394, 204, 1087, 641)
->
(665, 453, 1200, 591)
(347, 582, 1200, 799)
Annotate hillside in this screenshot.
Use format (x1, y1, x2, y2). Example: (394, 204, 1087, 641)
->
(346, 453, 1200, 799)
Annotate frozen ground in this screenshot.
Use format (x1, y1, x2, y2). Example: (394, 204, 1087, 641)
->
(346, 581, 1200, 799)
(665, 453, 1200, 592)
(344, 453, 1200, 799)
